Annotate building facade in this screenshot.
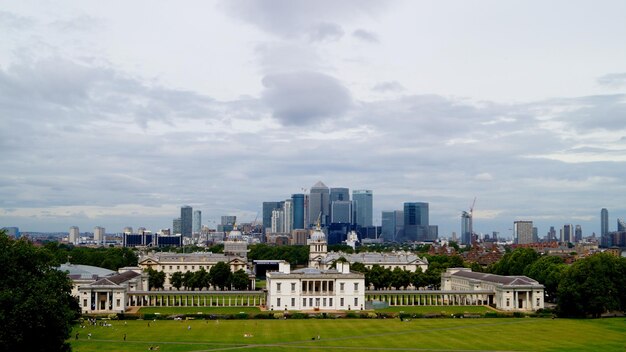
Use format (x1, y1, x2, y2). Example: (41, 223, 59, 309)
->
(441, 268, 544, 311)
(514, 221, 533, 244)
(181, 205, 193, 238)
(353, 190, 373, 227)
(291, 194, 305, 230)
(309, 181, 330, 226)
(193, 210, 202, 234)
(403, 202, 429, 242)
(601, 208, 609, 236)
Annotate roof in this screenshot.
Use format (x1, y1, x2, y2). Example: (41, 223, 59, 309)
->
(268, 267, 364, 279)
(322, 252, 428, 265)
(139, 252, 242, 264)
(311, 181, 328, 189)
(90, 270, 141, 287)
(58, 263, 116, 280)
(451, 270, 541, 286)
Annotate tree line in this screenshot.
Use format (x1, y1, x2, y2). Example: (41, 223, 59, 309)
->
(43, 242, 138, 270)
(146, 262, 250, 291)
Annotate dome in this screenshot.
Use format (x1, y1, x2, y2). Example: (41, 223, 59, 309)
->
(310, 229, 326, 242)
(227, 226, 243, 241)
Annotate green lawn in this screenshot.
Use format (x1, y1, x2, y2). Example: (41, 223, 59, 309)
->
(375, 305, 494, 315)
(70, 317, 626, 351)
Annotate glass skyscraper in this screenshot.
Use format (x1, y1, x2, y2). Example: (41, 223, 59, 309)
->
(291, 194, 305, 229)
(193, 210, 201, 234)
(403, 202, 429, 242)
(353, 190, 373, 227)
(309, 181, 330, 226)
(181, 205, 193, 237)
(601, 208, 609, 236)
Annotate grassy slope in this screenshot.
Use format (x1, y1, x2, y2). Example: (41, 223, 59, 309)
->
(71, 318, 626, 352)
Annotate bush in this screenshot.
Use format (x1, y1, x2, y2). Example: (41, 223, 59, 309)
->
(289, 313, 309, 319)
(345, 312, 359, 319)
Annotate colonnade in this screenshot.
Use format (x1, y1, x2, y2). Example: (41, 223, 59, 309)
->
(127, 291, 265, 307)
(365, 290, 493, 307)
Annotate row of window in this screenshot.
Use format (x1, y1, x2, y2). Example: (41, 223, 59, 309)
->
(275, 297, 359, 308)
(276, 282, 358, 292)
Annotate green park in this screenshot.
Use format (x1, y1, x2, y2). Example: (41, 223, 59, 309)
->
(70, 314, 626, 352)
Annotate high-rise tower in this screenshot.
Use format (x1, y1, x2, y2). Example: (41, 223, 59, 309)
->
(601, 208, 609, 236)
(309, 181, 330, 226)
(353, 190, 373, 227)
(193, 210, 202, 234)
(291, 194, 305, 230)
(403, 202, 429, 242)
(181, 205, 193, 237)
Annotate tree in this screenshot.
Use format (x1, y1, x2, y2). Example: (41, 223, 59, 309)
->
(411, 267, 425, 289)
(231, 269, 249, 290)
(210, 262, 232, 290)
(182, 271, 195, 290)
(390, 267, 411, 289)
(194, 268, 211, 291)
(0, 231, 80, 352)
(524, 255, 566, 301)
(557, 253, 626, 318)
(170, 271, 183, 290)
(367, 265, 392, 290)
(146, 268, 165, 290)
(490, 248, 539, 276)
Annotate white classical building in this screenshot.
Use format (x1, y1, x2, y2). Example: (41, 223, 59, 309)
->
(441, 268, 545, 311)
(266, 226, 366, 311)
(138, 252, 251, 290)
(322, 251, 428, 272)
(267, 261, 365, 311)
(60, 263, 148, 314)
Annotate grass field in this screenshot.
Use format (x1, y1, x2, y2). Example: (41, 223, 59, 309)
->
(70, 317, 626, 351)
(138, 306, 261, 315)
(375, 305, 493, 315)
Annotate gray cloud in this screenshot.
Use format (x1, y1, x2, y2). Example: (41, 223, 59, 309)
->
(220, 0, 384, 38)
(352, 29, 379, 43)
(308, 22, 344, 42)
(372, 81, 404, 92)
(597, 72, 626, 88)
(261, 71, 352, 125)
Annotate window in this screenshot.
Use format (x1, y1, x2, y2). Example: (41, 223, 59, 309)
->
(116, 299, 121, 307)
(291, 298, 295, 307)
(340, 282, 345, 291)
(192, 266, 195, 270)
(303, 298, 307, 307)
(354, 283, 359, 291)
(329, 298, 333, 306)
(177, 266, 180, 270)
(340, 298, 344, 306)
(83, 299, 87, 307)
(506, 298, 510, 307)
(354, 298, 358, 306)
(161, 266, 165, 270)
(536, 298, 540, 307)
(276, 283, 281, 292)
(169, 266, 172, 270)
(323, 298, 327, 306)
(291, 283, 296, 292)
(184, 266, 187, 270)
(277, 298, 281, 307)
(309, 298, 313, 306)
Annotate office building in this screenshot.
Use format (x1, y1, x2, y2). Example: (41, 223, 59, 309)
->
(353, 190, 373, 227)
(514, 221, 533, 244)
(69, 226, 79, 245)
(574, 225, 582, 243)
(291, 194, 305, 230)
(331, 201, 352, 224)
(330, 187, 350, 202)
(618, 218, 626, 232)
(283, 199, 293, 233)
(193, 210, 202, 234)
(461, 211, 472, 245)
(173, 218, 182, 235)
(381, 211, 395, 242)
(93, 226, 106, 245)
(271, 209, 285, 233)
(601, 208, 609, 236)
(181, 205, 193, 237)
(562, 224, 573, 243)
(309, 181, 330, 226)
(403, 202, 429, 242)
(263, 201, 283, 233)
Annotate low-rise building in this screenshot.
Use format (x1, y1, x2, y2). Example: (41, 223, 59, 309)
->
(441, 268, 544, 311)
(266, 261, 365, 311)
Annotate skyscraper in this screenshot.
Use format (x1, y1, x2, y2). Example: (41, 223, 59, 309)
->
(330, 188, 349, 202)
(381, 211, 395, 242)
(331, 201, 352, 223)
(291, 194, 305, 230)
(69, 226, 79, 245)
(601, 208, 609, 236)
(173, 218, 182, 235)
(181, 205, 193, 237)
(514, 221, 533, 244)
(618, 218, 626, 232)
(461, 211, 471, 245)
(403, 202, 429, 242)
(283, 199, 293, 233)
(93, 226, 105, 245)
(562, 224, 573, 243)
(353, 190, 373, 227)
(263, 201, 283, 232)
(193, 210, 202, 234)
(309, 181, 330, 226)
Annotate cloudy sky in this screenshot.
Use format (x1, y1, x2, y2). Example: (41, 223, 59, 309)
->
(2, 1, 626, 238)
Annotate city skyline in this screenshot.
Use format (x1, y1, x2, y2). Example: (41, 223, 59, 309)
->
(2, 1, 626, 236)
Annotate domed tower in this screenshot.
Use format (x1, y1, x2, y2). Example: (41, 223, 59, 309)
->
(308, 222, 327, 269)
(224, 224, 248, 259)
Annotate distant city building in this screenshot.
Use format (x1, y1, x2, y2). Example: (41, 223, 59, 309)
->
(173, 218, 182, 235)
(460, 212, 470, 244)
(221, 216, 237, 225)
(381, 211, 396, 242)
(547, 226, 557, 241)
(403, 202, 429, 242)
(352, 190, 373, 227)
(123, 226, 133, 234)
(574, 225, 582, 243)
(69, 226, 79, 244)
(181, 205, 193, 237)
(309, 181, 330, 226)
(331, 201, 352, 224)
(283, 199, 293, 233)
(330, 187, 350, 202)
(514, 221, 533, 244)
(263, 201, 283, 233)
(291, 194, 305, 230)
(93, 226, 106, 245)
(601, 208, 609, 236)
(193, 210, 202, 234)
(290, 229, 309, 245)
(271, 209, 284, 233)
(3, 227, 20, 239)
(562, 224, 573, 243)
(618, 218, 626, 232)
